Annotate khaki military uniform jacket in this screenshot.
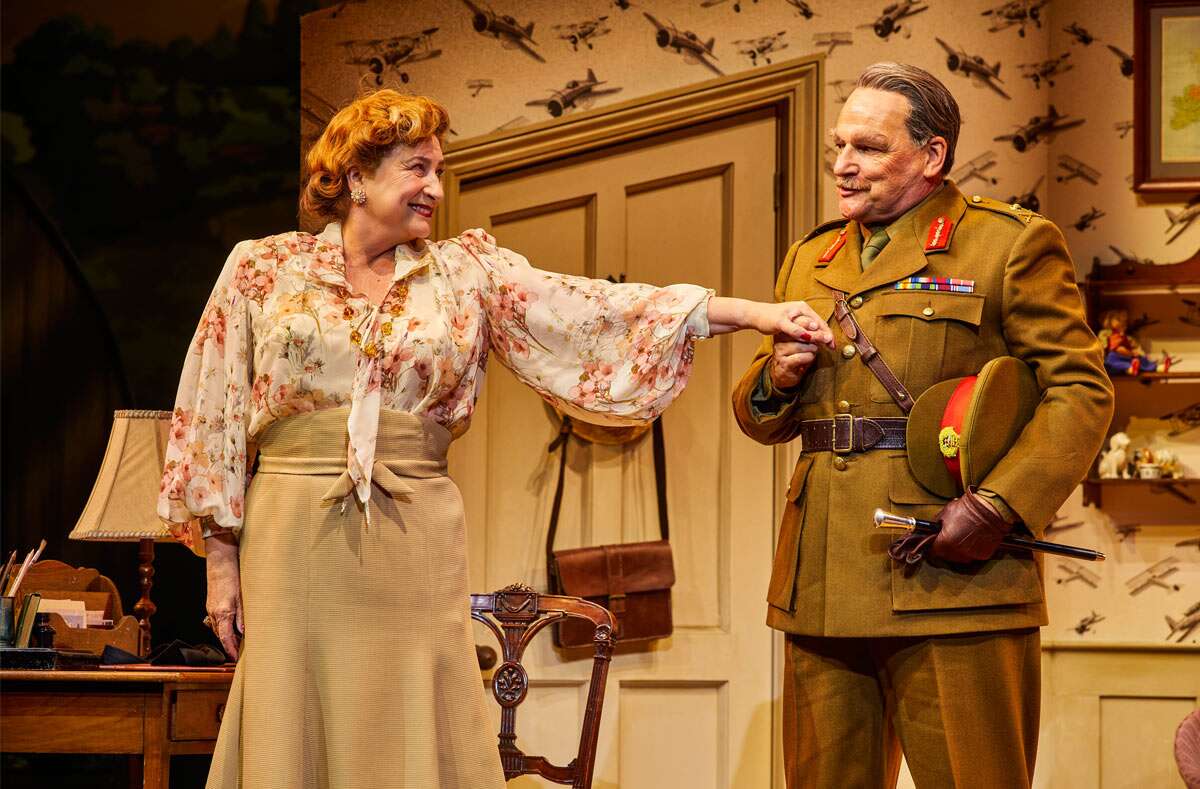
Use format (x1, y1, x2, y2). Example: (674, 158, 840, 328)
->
(733, 181, 1113, 638)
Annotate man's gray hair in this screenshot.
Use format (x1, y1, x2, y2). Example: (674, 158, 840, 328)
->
(855, 62, 961, 175)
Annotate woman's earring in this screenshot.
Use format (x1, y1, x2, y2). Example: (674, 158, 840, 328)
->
(350, 188, 367, 206)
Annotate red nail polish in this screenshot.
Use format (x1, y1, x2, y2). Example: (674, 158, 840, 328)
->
(800, 332, 812, 341)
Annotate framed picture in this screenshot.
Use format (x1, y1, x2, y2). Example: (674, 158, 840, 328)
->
(1134, 0, 1200, 193)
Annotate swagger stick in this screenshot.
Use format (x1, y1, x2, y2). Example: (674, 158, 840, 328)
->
(873, 509, 1106, 562)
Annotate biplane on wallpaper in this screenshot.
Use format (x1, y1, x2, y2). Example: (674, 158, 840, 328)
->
(735, 31, 788, 66)
(339, 27, 441, 86)
(953, 151, 1000, 188)
(554, 16, 612, 51)
(812, 31, 853, 57)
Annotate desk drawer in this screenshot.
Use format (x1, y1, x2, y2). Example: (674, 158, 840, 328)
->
(171, 689, 228, 741)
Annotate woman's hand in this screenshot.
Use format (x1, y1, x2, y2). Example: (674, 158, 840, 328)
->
(707, 297, 833, 342)
(706, 297, 836, 390)
(204, 533, 244, 661)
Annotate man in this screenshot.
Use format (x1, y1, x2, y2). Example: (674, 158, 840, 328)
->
(732, 63, 1113, 788)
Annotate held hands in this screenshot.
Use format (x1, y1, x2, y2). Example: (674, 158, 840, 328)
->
(704, 297, 835, 387)
(204, 533, 245, 660)
(931, 491, 1013, 563)
(766, 301, 836, 391)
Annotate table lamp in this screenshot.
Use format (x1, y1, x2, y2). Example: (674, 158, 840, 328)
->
(70, 409, 183, 657)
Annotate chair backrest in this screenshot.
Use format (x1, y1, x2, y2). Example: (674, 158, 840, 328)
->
(471, 583, 616, 789)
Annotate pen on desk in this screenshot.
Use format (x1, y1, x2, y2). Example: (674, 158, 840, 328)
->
(3, 549, 33, 597)
(0, 550, 17, 594)
(4, 540, 45, 598)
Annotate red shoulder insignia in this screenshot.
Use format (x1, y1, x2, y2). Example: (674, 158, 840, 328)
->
(924, 216, 953, 252)
(818, 228, 848, 262)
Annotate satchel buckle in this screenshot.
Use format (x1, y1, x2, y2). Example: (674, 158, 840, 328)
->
(832, 413, 854, 454)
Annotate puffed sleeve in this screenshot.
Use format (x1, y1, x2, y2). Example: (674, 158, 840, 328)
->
(157, 241, 256, 554)
(454, 229, 713, 426)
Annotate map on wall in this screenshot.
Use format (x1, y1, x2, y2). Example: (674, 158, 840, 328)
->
(1160, 15, 1200, 163)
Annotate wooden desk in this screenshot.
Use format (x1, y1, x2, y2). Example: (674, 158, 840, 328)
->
(1, 667, 234, 788)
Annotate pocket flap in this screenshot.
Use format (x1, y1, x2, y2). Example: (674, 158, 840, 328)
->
(876, 291, 984, 326)
(888, 454, 948, 506)
(555, 540, 675, 597)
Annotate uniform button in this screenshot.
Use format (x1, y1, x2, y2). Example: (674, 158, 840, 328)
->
(837, 400, 851, 411)
(841, 344, 856, 359)
(833, 457, 848, 471)
(849, 296, 864, 308)
(972, 195, 982, 203)
(1011, 202, 1022, 210)
(922, 306, 935, 317)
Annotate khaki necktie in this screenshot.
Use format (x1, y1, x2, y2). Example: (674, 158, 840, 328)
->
(861, 227, 890, 269)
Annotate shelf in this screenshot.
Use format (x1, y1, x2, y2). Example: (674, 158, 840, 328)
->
(1082, 476, 1200, 511)
(1085, 477, 1199, 487)
(1110, 371, 1200, 384)
(1085, 251, 1200, 290)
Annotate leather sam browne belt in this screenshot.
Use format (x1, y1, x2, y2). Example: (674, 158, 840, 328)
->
(800, 415, 908, 453)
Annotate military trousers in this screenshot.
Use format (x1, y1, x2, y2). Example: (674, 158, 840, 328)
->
(782, 628, 1040, 789)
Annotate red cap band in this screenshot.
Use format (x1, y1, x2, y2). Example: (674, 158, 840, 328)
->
(938, 376, 977, 491)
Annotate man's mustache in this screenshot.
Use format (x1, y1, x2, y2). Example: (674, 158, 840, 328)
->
(837, 180, 869, 191)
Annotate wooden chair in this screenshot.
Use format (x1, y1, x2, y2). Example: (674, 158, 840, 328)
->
(471, 583, 615, 789)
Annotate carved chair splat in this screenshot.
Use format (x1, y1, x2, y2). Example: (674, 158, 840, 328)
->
(470, 583, 615, 789)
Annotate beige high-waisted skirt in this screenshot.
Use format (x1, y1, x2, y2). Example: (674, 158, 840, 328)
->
(206, 408, 506, 789)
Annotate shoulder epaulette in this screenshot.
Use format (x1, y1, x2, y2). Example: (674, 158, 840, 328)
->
(964, 194, 1040, 225)
(800, 217, 851, 244)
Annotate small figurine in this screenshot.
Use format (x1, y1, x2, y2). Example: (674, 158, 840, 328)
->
(1152, 448, 1184, 479)
(1098, 432, 1131, 478)
(1098, 309, 1158, 375)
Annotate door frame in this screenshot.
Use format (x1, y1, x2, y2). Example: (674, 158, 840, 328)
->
(437, 55, 826, 789)
(438, 54, 825, 270)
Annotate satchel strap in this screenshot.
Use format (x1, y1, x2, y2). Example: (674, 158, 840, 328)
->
(830, 289, 914, 414)
(546, 416, 669, 592)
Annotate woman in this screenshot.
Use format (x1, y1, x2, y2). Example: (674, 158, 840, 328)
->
(158, 90, 834, 788)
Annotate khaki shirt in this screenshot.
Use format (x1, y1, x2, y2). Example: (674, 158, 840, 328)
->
(733, 180, 1113, 637)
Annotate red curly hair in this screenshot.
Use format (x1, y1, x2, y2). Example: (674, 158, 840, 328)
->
(300, 90, 450, 222)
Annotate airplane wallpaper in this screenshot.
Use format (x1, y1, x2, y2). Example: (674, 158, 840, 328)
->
(259, 0, 1200, 662)
(2, 1, 1198, 786)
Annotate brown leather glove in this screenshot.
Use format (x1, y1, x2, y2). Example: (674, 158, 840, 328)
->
(931, 490, 1013, 563)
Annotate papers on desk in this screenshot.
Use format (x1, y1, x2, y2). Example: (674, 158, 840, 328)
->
(38, 599, 113, 629)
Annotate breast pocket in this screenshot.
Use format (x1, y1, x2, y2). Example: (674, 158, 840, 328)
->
(869, 291, 985, 405)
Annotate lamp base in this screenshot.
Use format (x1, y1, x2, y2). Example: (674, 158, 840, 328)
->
(131, 538, 156, 658)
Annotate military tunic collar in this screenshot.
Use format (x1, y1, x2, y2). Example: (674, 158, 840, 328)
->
(814, 181, 968, 297)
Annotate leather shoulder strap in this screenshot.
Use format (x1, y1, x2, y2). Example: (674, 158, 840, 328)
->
(546, 416, 670, 590)
(830, 289, 914, 414)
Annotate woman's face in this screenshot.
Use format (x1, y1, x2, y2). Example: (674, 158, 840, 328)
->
(350, 136, 445, 243)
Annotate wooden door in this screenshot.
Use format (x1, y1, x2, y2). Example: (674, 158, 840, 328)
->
(449, 110, 781, 788)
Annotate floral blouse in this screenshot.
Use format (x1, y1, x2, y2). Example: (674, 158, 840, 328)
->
(157, 223, 712, 553)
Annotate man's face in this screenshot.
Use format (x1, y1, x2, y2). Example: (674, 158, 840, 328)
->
(831, 88, 939, 224)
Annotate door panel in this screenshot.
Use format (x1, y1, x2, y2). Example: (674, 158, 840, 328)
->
(454, 110, 780, 788)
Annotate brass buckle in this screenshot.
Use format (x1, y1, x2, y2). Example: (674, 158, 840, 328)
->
(832, 413, 854, 454)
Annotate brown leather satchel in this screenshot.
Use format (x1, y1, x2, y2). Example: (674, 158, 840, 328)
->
(546, 415, 675, 648)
